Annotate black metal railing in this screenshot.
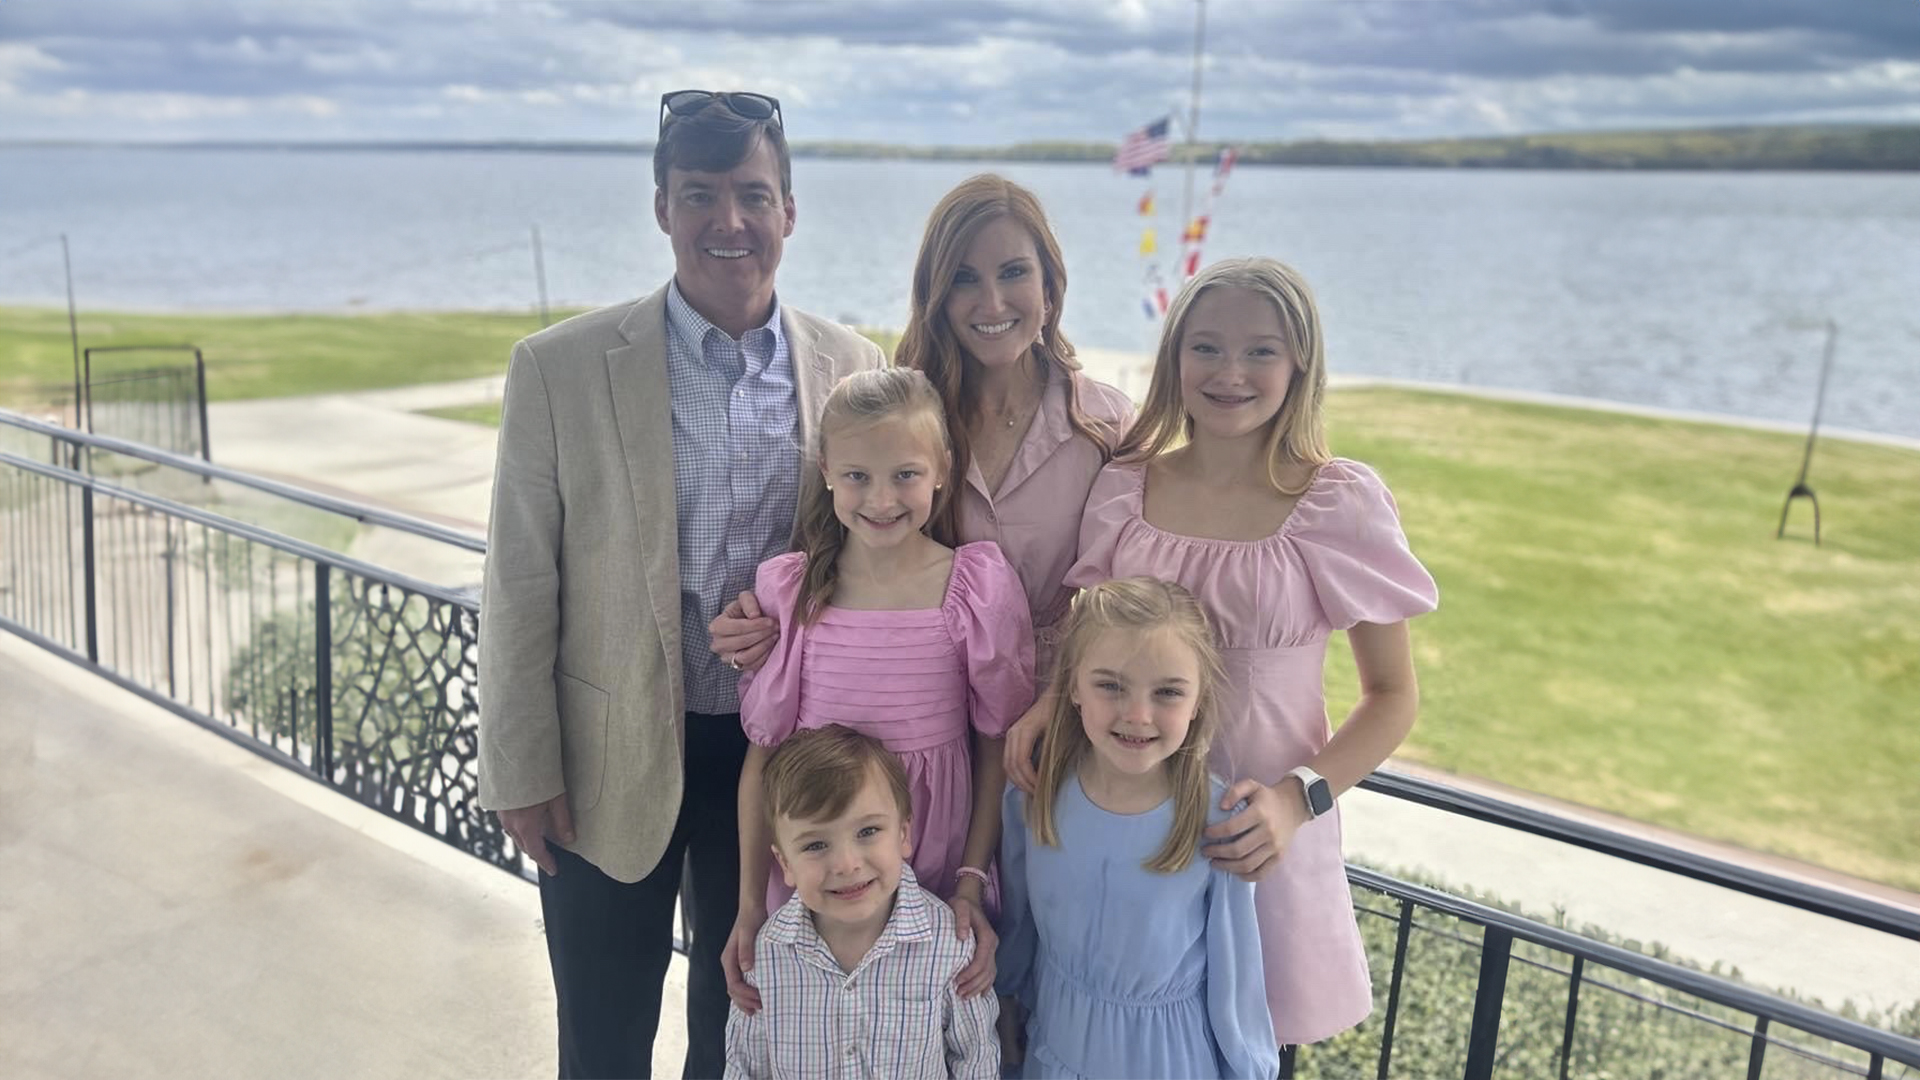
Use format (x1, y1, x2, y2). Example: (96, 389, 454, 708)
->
(2, 405, 1915, 1079)
(0, 410, 512, 877)
(1286, 871, 1918, 1079)
(1357, 772, 1920, 944)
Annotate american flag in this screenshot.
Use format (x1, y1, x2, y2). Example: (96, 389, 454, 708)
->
(1114, 117, 1172, 175)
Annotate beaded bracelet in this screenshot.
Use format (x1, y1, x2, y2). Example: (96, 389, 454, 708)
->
(954, 865, 990, 889)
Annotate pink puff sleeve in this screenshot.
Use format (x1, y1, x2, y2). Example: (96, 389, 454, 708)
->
(1292, 460, 1439, 630)
(736, 551, 810, 746)
(1063, 462, 1146, 590)
(945, 542, 1037, 737)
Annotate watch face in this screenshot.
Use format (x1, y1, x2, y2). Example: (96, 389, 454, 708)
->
(1305, 779, 1335, 817)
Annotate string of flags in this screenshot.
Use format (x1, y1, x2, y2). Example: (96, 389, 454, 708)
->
(1114, 116, 1237, 320)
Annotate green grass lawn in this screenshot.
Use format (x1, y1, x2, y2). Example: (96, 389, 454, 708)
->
(0, 305, 577, 404)
(417, 402, 504, 426)
(1324, 388, 1920, 890)
(5, 306, 1917, 890)
(0, 306, 900, 406)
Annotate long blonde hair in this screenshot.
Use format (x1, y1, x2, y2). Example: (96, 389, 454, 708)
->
(1115, 257, 1331, 492)
(795, 368, 954, 622)
(895, 174, 1116, 538)
(1029, 577, 1226, 874)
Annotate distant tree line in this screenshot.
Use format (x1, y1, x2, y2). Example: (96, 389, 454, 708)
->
(31, 123, 1920, 170)
(792, 124, 1920, 171)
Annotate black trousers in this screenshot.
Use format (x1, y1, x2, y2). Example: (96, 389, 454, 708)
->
(539, 713, 747, 1080)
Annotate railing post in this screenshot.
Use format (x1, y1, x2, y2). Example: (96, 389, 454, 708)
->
(1558, 955, 1584, 1080)
(193, 348, 212, 467)
(163, 517, 177, 699)
(1377, 896, 1415, 1079)
(314, 562, 333, 780)
(81, 485, 98, 662)
(1747, 1016, 1769, 1080)
(1463, 927, 1513, 1080)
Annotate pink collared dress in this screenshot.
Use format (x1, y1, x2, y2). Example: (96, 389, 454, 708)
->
(1066, 457, 1439, 1045)
(739, 541, 1036, 909)
(956, 370, 1133, 681)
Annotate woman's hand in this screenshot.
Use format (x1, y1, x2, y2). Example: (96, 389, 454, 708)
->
(709, 591, 777, 673)
(1001, 696, 1051, 794)
(721, 905, 769, 1013)
(946, 891, 999, 998)
(1202, 777, 1310, 882)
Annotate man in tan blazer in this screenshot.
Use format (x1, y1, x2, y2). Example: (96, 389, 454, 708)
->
(478, 91, 882, 1079)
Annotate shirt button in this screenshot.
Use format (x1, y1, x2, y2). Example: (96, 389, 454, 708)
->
(987, 510, 997, 523)
(845, 1043, 857, 1057)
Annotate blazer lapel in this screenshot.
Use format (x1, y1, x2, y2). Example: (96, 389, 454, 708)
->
(784, 310, 837, 483)
(607, 285, 683, 706)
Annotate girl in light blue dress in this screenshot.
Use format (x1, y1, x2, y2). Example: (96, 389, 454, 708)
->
(996, 577, 1278, 1079)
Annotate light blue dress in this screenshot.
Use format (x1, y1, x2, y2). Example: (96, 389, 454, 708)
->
(996, 776, 1279, 1080)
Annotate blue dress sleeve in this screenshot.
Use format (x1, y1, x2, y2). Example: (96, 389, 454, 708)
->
(993, 783, 1039, 1016)
(1205, 865, 1280, 1078)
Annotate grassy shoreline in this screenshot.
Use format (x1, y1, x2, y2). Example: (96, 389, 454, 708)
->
(5, 305, 1918, 890)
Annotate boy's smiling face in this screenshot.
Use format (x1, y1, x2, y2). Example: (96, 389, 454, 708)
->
(771, 763, 913, 935)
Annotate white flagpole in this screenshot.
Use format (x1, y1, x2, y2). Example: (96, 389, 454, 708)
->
(1180, 0, 1207, 245)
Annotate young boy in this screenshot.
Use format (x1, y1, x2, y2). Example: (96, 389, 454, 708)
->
(723, 725, 999, 1079)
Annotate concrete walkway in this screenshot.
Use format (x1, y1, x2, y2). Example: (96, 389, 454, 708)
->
(0, 632, 691, 1079)
(192, 373, 1920, 1012)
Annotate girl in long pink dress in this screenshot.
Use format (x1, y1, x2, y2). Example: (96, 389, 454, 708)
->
(728, 367, 1035, 1006)
(1006, 258, 1439, 1046)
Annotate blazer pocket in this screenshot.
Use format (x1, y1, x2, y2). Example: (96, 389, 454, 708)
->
(554, 670, 609, 813)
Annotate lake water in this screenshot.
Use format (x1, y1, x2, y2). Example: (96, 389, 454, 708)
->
(1, 146, 1916, 438)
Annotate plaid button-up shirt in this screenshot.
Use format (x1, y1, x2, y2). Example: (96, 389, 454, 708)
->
(665, 281, 800, 715)
(724, 866, 999, 1080)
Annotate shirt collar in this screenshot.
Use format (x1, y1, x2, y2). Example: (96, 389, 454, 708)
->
(966, 367, 1078, 500)
(666, 278, 785, 357)
(763, 863, 937, 953)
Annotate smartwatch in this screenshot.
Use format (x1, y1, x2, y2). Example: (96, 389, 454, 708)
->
(1286, 765, 1335, 819)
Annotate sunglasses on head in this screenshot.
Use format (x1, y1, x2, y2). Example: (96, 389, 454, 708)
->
(658, 90, 784, 139)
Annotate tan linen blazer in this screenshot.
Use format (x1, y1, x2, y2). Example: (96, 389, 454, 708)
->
(477, 284, 883, 883)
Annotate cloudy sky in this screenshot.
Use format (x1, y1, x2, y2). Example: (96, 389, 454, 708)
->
(2, 0, 1916, 145)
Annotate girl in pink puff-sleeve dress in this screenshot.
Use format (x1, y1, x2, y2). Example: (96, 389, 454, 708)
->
(739, 540, 1035, 909)
(1066, 457, 1438, 1046)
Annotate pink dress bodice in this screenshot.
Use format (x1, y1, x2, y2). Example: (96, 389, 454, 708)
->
(1066, 457, 1439, 1045)
(739, 541, 1036, 906)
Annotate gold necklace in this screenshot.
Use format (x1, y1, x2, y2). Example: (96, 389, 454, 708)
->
(992, 391, 1037, 430)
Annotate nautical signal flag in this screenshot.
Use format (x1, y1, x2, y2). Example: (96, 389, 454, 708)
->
(1138, 191, 1156, 216)
(1182, 216, 1210, 244)
(1142, 266, 1171, 319)
(1114, 117, 1172, 175)
(1212, 147, 1238, 195)
(1139, 228, 1157, 256)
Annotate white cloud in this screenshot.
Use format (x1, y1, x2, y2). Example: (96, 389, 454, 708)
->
(0, 0, 1913, 143)
(0, 42, 65, 91)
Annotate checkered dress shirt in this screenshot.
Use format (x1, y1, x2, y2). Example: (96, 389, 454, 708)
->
(724, 866, 1000, 1079)
(665, 282, 800, 715)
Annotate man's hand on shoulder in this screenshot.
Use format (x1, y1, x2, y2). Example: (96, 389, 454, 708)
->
(498, 792, 575, 876)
